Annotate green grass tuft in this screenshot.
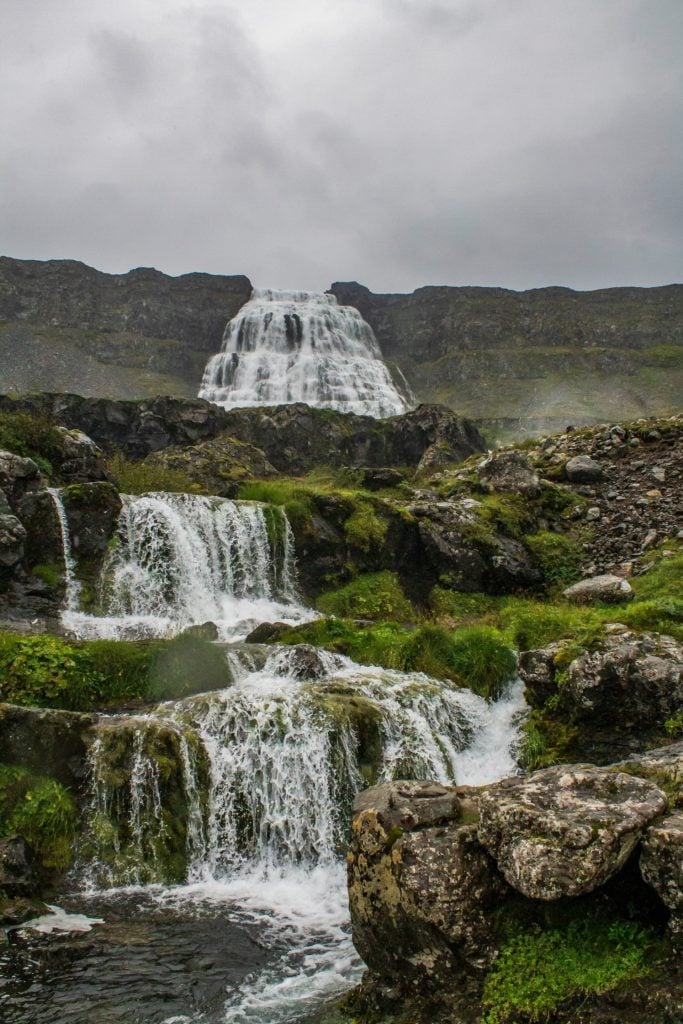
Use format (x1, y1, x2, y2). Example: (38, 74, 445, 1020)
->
(316, 572, 414, 621)
(0, 764, 76, 872)
(107, 452, 205, 495)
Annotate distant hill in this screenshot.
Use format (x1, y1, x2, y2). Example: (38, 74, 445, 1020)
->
(1, 257, 680, 441)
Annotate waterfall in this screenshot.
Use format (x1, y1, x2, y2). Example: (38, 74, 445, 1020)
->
(47, 487, 82, 611)
(198, 288, 410, 418)
(62, 492, 307, 641)
(80, 649, 524, 889)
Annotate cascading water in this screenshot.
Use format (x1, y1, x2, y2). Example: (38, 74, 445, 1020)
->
(47, 488, 82, 611)
(69, 647, 525, 1023)
(60, 492, 308, 641)
(199, 289, 410, 418)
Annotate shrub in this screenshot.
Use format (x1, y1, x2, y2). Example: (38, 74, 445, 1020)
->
(237, 480, 315, 531)
(343, 502, 388, 552)
(0, 410, 65, 477)
(0, 764, 76, 871)
(482, 914, 655, 1023)
(501, 599, 603, 651)
(316, 572, 414, 621)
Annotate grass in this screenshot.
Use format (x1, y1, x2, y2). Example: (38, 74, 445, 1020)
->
(524, 531, 584, 589)
(107, 452, 205, 495)
(316, 572, 414, 621)
(482, 913, 656, 1023)
(0, 409, 66, 478)
(0, 633, 232, 710)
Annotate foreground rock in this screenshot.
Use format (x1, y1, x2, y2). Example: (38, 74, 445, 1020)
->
(477, 765, 667, 899)
(346, 747, 681, 1024)
(519, 630, 683, 763)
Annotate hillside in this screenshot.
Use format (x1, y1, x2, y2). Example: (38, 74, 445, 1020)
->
(1, 257, 681, 441)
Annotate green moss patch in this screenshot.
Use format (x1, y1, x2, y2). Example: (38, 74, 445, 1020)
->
(482, 914, 656, 1023)
(316, 572, 415, 621)
(524, 531, 583, 589)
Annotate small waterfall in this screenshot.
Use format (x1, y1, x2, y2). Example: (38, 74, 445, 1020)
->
(47, 487, 82, 611)
(199, 288, 409, 418)
(64, 492, 307, 641)
(80, 650, 524, 888)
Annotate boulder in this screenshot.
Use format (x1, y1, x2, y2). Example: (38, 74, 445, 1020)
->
(565, 454, 604, 482)
(0, 450, 42, 504)
(477, 450, 541, 498)
(477, 765, 667, 899)
(0, 497, 26, 569)
(144, 433, 277, 496)
(54, 427, 110, 483)
(348, 780, 508, 1000)
(640, 811, 683, 937)
(563, 573, 633, 604)
(277, 643, 338, 681)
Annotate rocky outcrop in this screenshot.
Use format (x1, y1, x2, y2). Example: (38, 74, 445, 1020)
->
(477, 765, 667, 899)
(347, 746, 682, 1023)
(331, 280, 683, 436)
(0, 703, 96, 788)
(519, 631, 683, 764)
(144, 434, 277, 496)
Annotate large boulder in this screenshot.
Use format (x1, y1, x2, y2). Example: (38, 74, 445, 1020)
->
(54, 427, 110, 483)
(0, 450, 42, 505)
(348, 780, 508, 1003)
(565, 454, 604, 482)
(563, 573, 633, 604)
(477, 765, 668, 899)
(476, 450, 541, 498)
(519, 632, 683, 763)
(640, 811, 683, 939)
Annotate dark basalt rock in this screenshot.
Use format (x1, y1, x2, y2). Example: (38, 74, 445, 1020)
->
(0, 836, 39, 897)
(0, 703, 97, 788)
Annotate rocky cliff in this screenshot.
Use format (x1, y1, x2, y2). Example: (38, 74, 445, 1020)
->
(331, 280, 683, 439)
(0, 257, 251, 400)
(1, 258, 681, 440)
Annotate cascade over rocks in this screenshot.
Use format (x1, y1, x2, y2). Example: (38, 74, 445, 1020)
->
(476, 765, 667, 899)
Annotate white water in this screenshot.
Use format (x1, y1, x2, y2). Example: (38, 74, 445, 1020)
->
(57, 492, 309, 641)
(47, 488, 82, 611)
(199, 288, 409, 418)
(81, 648, 525, 1023)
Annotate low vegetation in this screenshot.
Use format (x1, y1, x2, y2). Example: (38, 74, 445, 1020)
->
(0, 409, 65, 478)
(0, 633, 232, 710)
(107, 452, 205, 495)
(0, 764, 76, 871)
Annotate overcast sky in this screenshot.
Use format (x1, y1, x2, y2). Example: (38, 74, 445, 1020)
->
(1, 0, 681, 292)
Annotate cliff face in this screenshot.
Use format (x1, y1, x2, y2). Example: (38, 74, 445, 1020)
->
(0, 258, 251, 400)
(331, 281, 683, 438)
(0, 257, 681, 439)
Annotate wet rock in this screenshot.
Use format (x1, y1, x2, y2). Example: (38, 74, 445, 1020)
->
(477, 765, 667, 899)
(476, 450, 541, 498)
(0, 895, 50, 926)
(280, 644, 336, 680)
(640, 810, 683, 938)
(0, 836, 39, 897)
(565, 455, 604, 482)
(55, 427, 110, 483)
(562, 573, 633, 604)
(244, 621, 292, 644)
(0, 703, 96, 787)
(180, 621, 219, 642)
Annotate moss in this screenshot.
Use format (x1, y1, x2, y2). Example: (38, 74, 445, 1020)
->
(344, 502, 389, 553)
(0, 764, 76, 872)
(316, 572, 415, 621)
(238, 479, 316, 532)
(524, 530, 583, 589)
(482, 912, 657, 1023)
(519, 709, 580, 769)
(30, 562, 64, 589)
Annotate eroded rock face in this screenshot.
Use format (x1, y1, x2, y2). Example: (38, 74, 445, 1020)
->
(477, 765, 667, 899)
(348, 780, 508, 999)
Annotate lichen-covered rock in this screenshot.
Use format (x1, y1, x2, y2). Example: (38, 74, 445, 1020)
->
(145, 433, 277, 496)
(640, 811, 683, 938)
(0, 450, 43, 504)
(563, 573, 633, 604)
(0, 498, 26, 568)
(477, 765, 667, 899)
(348, 780, 508, 1000)
(54, 427, 110, 483)
(477, 450, 541, 497)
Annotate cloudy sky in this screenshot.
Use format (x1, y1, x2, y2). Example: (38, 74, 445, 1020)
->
(1, 0, 681, 292)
